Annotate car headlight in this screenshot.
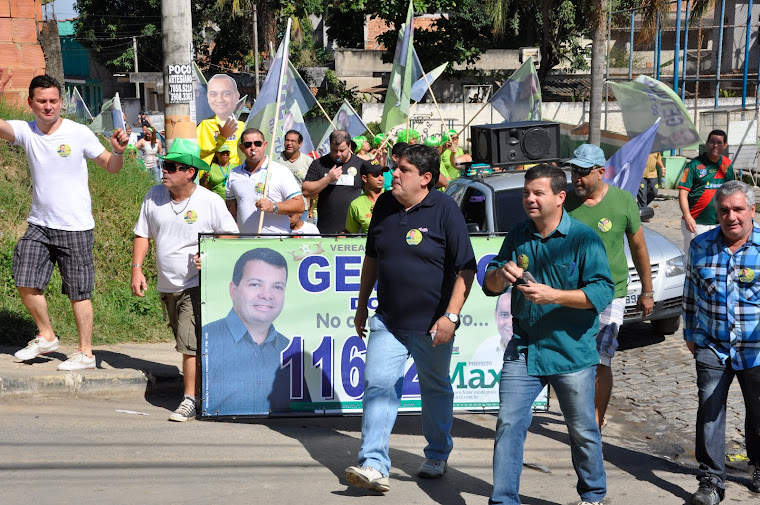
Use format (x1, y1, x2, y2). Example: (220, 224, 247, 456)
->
(665, 255, 685, 277)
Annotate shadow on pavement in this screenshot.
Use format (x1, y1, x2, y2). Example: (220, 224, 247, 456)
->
(96, 350, 183, 408)
(618, 322, 666, 351)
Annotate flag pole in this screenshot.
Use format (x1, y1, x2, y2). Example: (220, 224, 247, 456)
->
(459, 100, 489, 136)
(258, 19, 291, 235)
(315, 99, 336, 129)
(422, 70, 446, 129)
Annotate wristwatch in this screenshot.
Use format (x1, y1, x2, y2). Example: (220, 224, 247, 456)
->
(444, 312, 459, 324)
(272, 204, 279, 214)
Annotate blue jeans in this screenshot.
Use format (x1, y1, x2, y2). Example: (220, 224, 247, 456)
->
(490, 346, 606, 505)
(357, 315, 454, 476)
(694, 345, 760, 488)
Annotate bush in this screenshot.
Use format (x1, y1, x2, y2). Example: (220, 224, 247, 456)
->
(0, 100, 170, 346)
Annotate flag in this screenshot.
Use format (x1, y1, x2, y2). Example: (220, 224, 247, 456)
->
(69, 87, 92, 122)
(380, 0, 414, 131)
(410, 62, 447, 103)
(192, 62, 214, 123)
(489, 59, 542, 122)
(244, 27, 314, 157)
(315, 99, 370, 156)
(603, 119, 661, 198)
(234, 95, 248, 119)
(88, 92, 125, 133)
(609, 75, 700, 152)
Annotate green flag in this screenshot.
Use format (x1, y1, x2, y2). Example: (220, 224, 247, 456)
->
(379, 0, 414, 132)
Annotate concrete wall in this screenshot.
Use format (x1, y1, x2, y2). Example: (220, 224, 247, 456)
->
(0, 0, 45, 107)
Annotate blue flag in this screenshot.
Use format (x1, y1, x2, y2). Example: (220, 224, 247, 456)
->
(604, 119, 661, 198)
(488, 59, 542, 122)
(316, 100, 370, 156)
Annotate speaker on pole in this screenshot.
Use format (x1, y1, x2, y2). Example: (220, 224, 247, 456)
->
(471, 120, 561, 167)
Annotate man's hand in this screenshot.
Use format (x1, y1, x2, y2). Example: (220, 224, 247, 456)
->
(199, 171, 210, 187)
(354, 305, 369, 339)
(326, 165, 342, 183)
(218, 116, 237, 140)
(686, 341, 695, 355)
(0, 68, 11, 95)
(496, 260, 524, 286)
(683, 214, 697, 233)
(516, 281, 558, 305)
(637, 295, 654, 317)
(429, 317, 456, 347)
(255, 198, 275, 213)
(193, 253, 202, 271)
(110, 128, 129, 151)
(131, 268, 147, 297)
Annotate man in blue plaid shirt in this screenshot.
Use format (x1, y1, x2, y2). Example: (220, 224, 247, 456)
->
(683, 180, 760, 505)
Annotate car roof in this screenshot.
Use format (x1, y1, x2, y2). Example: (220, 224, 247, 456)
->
(454, 167, 572, 191)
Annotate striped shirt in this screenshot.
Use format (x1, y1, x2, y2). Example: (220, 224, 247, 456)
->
(683, 224, 760, 370)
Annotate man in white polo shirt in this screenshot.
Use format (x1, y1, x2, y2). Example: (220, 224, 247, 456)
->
(0, 70, 128, 371)
(226, 128, 304, 235)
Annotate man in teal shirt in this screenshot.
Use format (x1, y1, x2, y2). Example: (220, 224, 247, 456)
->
(483, 164, 614, 505)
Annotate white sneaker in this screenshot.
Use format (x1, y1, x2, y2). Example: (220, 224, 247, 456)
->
(14, 336, 59, 360)
(168, 398, 196, 422)
(418, 458, 447, 478)
(57, 351, 96, 371)
(345, 465, 390, 492)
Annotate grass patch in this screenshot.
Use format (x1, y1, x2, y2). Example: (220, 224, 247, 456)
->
(0, 100, 170, 346)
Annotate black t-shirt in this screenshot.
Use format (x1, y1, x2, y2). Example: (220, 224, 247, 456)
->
(305, 153, 367, 234)
(366, 190, 477, 335)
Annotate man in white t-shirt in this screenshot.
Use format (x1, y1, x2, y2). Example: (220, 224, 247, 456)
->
(1, 70, 129, 371)
(131, 138, 238, 422)
(226, 128, 304, 235)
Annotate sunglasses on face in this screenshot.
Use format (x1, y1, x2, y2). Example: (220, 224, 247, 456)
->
(569, 165, 598, 176)
(163, 162, 192, 173)
(242, 140, 264, 148)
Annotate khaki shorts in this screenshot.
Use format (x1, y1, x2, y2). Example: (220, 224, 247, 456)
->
(160, 286, 200, 356)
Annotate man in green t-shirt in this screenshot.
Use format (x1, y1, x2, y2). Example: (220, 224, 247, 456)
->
(677, 129, 734, 253)
(344, 161, 387, 234)
(564, 144, 654, 430)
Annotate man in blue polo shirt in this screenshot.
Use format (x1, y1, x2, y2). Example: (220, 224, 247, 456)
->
(483, 164, 614, 505)
(344, 144, 477, 493)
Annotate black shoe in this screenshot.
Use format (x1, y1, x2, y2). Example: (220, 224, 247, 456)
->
(690, 477, 724, 505)
(750, 464, 760, 493)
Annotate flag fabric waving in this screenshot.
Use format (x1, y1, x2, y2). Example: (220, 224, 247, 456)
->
(609, 75, 700, 152)
(379, 0, 414, 132)
(69, 87, 92, 122)
(489, 59, 542, 122)
(603, 119, 661, 198)
(191, 62, 214, 123)
(315, 100, 370, 156)
(88, 92, 124, 134)
(410, 62, 447, 103)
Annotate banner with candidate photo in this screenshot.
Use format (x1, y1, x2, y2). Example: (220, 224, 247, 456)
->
(198, 235, 548, 418)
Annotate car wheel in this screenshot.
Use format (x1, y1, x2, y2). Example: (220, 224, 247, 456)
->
(651, 316, 680, 335)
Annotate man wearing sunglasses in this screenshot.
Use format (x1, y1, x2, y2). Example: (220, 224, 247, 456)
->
(131, 138, 239, 422)
(564, 144, 654, 432)
(678, 129, 734, 253)
(226, 128, 304, 235)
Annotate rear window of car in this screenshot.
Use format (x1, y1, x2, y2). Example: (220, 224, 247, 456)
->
(494, 188, 527, 233)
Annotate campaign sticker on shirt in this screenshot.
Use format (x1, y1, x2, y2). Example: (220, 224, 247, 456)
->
(184, 210, 198, 224)
(347, 167, 358, 176)
(739, 267, 755, 283)
(406, 229, 423, 245)
(699, 168, 708, 177)
(598, 218, 613, 233)
(255, 182, 265, 193)
(57, 144, 71, 158)
(517, 254, 529, 269)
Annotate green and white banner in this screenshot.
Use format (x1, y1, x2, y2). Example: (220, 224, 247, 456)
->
(199, 235, 548, 418)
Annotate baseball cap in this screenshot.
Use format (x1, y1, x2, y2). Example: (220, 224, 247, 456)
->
(217, 145, 231, 153)
(361, 162, 389, 177)
(566, 144, 606, 169)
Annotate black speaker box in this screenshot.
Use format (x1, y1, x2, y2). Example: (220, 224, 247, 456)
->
(471, 121, 561, 167)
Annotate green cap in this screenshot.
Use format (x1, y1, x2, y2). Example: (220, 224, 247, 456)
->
(159, 138, 210, 172)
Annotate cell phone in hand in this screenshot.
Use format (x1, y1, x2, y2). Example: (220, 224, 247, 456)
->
(522, 272, 537, 283)
(513, 272, 536, 286)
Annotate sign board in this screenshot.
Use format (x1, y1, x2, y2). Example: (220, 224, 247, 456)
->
(167, 64, 193, 104)
(199, 235, 549, 418)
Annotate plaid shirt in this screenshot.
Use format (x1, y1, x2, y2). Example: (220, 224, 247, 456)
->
(683, 223, 760, 370)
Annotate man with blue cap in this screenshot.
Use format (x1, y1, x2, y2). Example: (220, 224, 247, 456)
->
(131, 138, 239, 422)
(564, 144, 654, 430)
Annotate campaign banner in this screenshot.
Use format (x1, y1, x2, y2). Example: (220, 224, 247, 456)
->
(199, 235, 548, 418)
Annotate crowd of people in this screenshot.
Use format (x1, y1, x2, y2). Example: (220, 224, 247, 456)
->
(1, 70, 757, 505)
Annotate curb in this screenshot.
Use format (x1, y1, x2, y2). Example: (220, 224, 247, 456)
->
(0, 370, 184, 398)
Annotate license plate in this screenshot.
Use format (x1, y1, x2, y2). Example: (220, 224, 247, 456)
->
(625, 294, 639, 305)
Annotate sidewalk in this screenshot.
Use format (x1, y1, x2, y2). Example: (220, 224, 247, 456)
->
(0, 342, 183, 397)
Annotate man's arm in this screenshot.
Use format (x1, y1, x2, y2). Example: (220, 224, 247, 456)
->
(353, 256, 378, 339)
(430, 269, 475, 346)
(226, 199, 238, 222)
(93, 128, 129, 174)
(0, 68, 16, 142)
(131, 236, 150, 297)
(627, 227, 654, 316)
(255, 194, 305, 215)
(302, 165, 342, 198)
(679, 188, 696, 233)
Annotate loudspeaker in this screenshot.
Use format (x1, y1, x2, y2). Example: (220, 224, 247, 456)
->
(471, 121, 561, 167)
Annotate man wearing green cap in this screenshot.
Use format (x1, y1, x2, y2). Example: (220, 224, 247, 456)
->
(131, 138, 239, 422)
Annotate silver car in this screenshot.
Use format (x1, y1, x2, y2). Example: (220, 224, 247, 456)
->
(446, 169, 685, 334)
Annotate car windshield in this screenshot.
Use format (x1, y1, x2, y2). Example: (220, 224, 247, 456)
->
(494, 187, 528, 233)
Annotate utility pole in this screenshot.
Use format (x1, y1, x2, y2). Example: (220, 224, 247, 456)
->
(162, 0, 195, 147)
(132, 36, 140, 103)
(253, 3, 260, 98)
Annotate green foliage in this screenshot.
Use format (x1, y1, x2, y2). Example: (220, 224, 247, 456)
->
(305, 70, 363, 119)
(0, 101, 169, 346)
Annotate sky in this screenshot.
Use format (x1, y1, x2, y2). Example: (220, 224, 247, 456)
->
(50, 0, 78, 20)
